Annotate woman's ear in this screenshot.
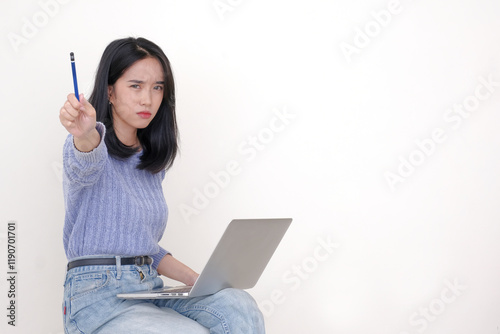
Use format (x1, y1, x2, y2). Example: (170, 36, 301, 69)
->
(108, 86, 113, 103)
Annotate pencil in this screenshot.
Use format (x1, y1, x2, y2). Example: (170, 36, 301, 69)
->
(70, 52, 79, 101)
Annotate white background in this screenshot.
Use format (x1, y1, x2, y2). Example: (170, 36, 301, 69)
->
(1, 0, 500, 333)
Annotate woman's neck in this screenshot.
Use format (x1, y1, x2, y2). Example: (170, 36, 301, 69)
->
(114, 126, 140, 148)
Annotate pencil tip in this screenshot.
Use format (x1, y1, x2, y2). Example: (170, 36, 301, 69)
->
(70, 52, 74, 61)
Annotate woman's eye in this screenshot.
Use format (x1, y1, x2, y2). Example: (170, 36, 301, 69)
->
(154, 86, 163, 91)
(131, 84, 140, 89)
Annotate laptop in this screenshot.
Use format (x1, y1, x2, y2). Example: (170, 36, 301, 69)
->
(117, 218, 292, 299)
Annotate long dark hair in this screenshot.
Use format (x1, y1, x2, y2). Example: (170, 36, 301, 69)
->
(89, 37, 178, 174)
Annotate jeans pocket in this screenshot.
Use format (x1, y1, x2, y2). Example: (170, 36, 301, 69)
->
(71, 271, 111, 301)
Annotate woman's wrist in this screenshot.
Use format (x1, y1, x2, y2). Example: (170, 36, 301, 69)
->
(74, 128, 100, 152)
(185, 270, 199, 286)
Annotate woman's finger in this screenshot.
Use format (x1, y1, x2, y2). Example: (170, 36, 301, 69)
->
(60, 106, 77, 122)
(59, 112, 74, 129)
(62, 102, 79, 119)
(66, 93, 82, 110)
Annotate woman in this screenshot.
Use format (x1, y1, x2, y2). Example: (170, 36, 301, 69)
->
(59, 37, 265, 333)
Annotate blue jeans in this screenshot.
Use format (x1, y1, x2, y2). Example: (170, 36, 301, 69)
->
(62, 256, 265, 333)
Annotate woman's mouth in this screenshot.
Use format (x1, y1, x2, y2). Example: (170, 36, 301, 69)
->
(137, 112, 152, 119)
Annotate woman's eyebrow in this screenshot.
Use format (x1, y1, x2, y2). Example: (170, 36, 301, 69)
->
(127, 79, 164, 84)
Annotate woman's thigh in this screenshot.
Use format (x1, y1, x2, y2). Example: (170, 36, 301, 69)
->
(95, 302, 209, 334)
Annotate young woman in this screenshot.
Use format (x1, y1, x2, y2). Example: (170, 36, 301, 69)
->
(59, 37, 265, 333)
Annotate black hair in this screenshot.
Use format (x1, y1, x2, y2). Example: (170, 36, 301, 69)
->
(89, 37, 178, 174)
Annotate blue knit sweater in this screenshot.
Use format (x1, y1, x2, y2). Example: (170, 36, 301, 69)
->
(62, 122, 169, 268)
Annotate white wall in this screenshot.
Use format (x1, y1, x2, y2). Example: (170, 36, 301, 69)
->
(1, 0, 500, 333)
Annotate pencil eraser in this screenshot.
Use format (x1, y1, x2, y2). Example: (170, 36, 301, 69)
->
(70, 52, 74, 61)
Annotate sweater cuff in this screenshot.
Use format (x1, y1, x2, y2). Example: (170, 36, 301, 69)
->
(72, 122, 106, 163)
(151, 246, 171, 269)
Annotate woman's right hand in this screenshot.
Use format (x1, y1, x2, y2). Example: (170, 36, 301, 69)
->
(59, 93, 96, 137)
(59, 93, 100, 152)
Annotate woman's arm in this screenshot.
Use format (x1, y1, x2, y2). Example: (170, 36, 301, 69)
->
(61, 93, 108, 188)
(156, 254, 199, 286)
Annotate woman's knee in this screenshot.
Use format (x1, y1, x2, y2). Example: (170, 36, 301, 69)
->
(215, 288, 265, 323)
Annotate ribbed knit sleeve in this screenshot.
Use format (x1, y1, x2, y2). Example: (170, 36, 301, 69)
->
(63, 122, 107, 188)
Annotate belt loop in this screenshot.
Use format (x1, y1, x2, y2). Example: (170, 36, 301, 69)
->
(149, 257, 154, 275)
(115, 256, 122, 280)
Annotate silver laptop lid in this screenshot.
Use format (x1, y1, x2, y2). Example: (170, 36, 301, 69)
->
(190, 218, 292, 297)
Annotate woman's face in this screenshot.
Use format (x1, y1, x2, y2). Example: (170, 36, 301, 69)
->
(108, 57, 165, 134)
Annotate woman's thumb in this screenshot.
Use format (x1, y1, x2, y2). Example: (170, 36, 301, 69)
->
(79, 94, 93, 114)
